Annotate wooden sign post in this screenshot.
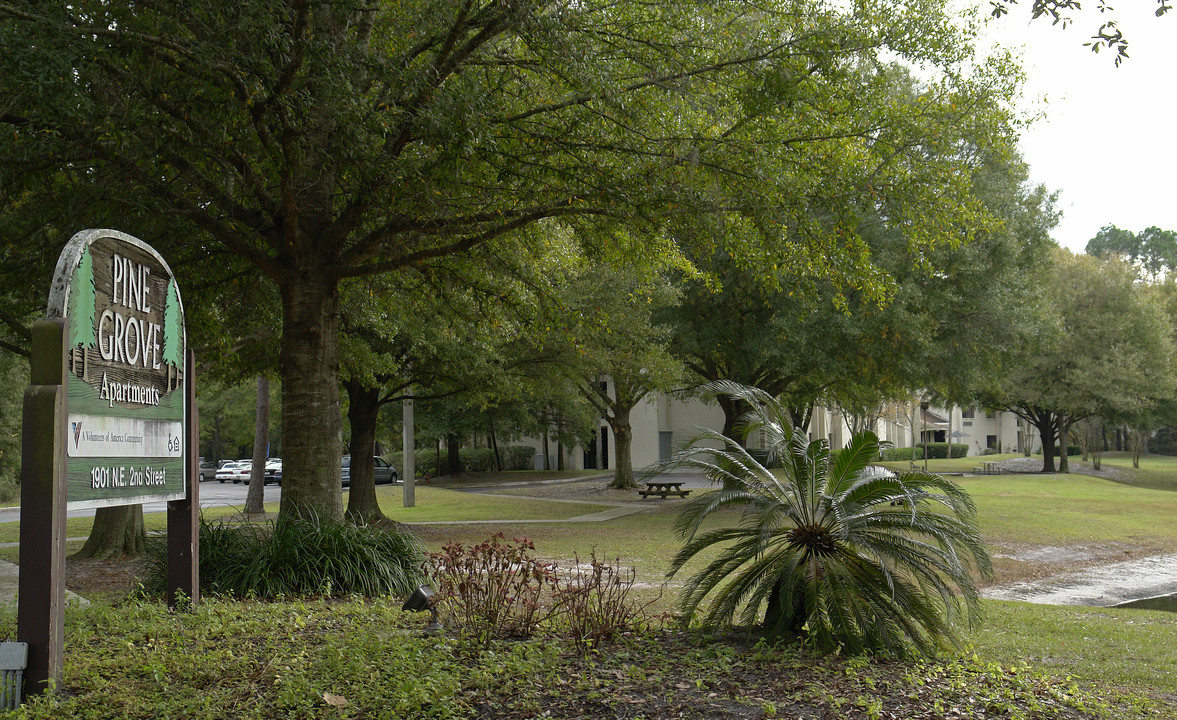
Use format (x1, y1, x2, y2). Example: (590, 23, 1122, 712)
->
(18, 229, 199, 696)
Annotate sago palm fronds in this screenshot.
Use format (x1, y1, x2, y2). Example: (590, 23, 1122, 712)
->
(662, 381, 992, 657)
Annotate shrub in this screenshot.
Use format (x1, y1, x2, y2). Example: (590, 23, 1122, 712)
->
(505, 445, 538, 470)
(921, 442, 969, 459)
(426, 534, 557, 644)
(425, 534, 650, 651)
(1151, 428, 1177, 455)
(878, 446, 924, 461)
(554, 551, 660, 654)
(1034, 444, 1080, 457)
(661, 381, 992, 658)
(0, 475, 18, 504)
(141, 514, 426, 599)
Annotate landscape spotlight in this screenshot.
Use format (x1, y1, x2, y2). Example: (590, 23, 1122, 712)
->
(402, 584, 442, 634)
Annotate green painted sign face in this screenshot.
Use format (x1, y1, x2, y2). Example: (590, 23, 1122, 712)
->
(47, 229, 187, 509)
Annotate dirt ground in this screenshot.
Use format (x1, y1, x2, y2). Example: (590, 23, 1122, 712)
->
(66, 556, 149, 602)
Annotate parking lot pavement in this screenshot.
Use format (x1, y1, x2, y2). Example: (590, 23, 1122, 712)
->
(0, 478, 284, 524)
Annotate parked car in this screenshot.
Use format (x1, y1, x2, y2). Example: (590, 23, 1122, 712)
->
(341, 456, 399, 487)
(264, 458, 282, 485)
(198, 458, 217, 482)
(229, 461, 253, 484)
(215, 461, 243, 483)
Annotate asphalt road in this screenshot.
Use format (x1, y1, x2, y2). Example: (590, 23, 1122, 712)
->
(0, 478, 283, 523)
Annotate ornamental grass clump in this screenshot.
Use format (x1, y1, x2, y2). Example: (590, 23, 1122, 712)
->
(661, 381, 993, 658)
(142, 514, 426, 599)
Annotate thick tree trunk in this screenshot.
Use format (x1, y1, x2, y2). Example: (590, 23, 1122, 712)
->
(244, 374, 270, 514)
(345, 381, 386, 524)
(446, 433, 462, 474)
(542, 428, 551, 471)
(608, 406, 636, 489)
(787, 401, 814, 434)
(1058, 417, 1071, 474)
(71, 505, 146, 559)
(278, 273, 344, 520)
(1036, 415, 1058, 473)
(717, 394, 746, 440)
(489, 420, 502, 471)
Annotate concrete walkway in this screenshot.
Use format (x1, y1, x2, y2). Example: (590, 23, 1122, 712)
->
(409, 499, 651, 525)
(0, 562, 90, 608)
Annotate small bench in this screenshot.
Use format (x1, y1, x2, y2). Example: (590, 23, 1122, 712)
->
(639, 481, 690, 499)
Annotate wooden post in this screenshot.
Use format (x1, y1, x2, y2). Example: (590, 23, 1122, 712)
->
(17, 320, 68, 695)
(166, 349, 199, 608)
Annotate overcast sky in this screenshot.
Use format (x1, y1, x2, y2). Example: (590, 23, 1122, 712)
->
(982, 4, 1176, 254)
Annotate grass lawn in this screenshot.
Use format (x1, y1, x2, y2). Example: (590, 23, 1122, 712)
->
(961, 472, 1177, 583)
(7, 467, 1177, 714)
(1092, 451, 1177, 491)
(0, 486, 612, 546)
(371, 485, 613, 522)
(405, 471, 1177, 701)
(969, 601, 1177, 695)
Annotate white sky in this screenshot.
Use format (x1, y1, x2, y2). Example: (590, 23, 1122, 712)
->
(981, 3, 1177, 253)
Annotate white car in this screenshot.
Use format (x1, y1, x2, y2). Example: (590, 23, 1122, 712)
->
(229, 461, 254, 484)
(215, 461, 243, 483)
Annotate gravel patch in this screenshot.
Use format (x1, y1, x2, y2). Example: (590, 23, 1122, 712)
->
(983, 552, 1177, 607)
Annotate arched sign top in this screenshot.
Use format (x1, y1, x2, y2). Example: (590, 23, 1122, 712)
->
(48, 228, 186, 341)
(47, 228, 188, 509)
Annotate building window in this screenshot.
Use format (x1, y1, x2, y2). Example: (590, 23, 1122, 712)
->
(962, 407, 975, 419)
(986, 434, 998, 450)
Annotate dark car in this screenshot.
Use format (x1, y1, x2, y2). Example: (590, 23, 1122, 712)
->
(264, 458, 282, 485)
(198, 458, 217, 482)
(341, 456, 399, 487)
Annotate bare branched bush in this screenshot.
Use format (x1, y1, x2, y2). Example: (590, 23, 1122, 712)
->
(552, 551, 661, 653)
(425, 535, 654, 652)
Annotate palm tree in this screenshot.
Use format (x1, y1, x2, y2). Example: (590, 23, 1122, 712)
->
(663, 381, 992, 657)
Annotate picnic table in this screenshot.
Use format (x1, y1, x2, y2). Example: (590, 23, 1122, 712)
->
(973, 461, 1002, 475)
(638, 481, 690, 499)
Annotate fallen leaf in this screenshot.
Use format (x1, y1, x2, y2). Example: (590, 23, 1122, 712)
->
(323, 692, 349, 708)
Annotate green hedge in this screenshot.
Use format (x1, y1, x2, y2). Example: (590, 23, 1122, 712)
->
(384, 445, 536, 477)
(923, 442, 969, 459)
(879, 447, 924, 461)
(877, 443, 968, 461)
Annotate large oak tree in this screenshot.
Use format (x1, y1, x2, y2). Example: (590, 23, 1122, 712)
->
(982, 250, 1177, 472)
(2, 0, 1020, 520)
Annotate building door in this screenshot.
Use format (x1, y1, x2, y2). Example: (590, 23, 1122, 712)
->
(583, 437, 597, 469)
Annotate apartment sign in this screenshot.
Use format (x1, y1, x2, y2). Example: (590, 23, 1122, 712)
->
(47, 229, 187, 508)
